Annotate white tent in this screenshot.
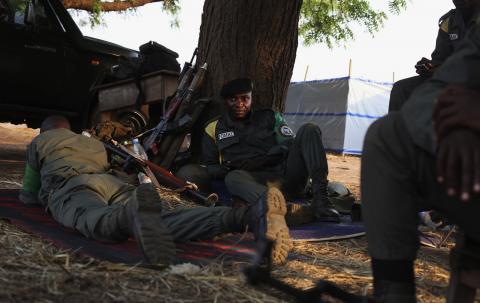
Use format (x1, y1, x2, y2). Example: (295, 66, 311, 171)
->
(284, 77, 392, 155)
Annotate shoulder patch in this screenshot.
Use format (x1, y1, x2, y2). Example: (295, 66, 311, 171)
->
(280, 125, 294, 137)
(438, 9, 454, 32)
(440, 17, 450, 33)
(205, 120, 219, 142)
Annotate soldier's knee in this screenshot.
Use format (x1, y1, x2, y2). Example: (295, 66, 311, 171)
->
(297, 123, 322, 137)
(224, 170, 246, 189)
(364, 113, 404, 157)
(363, 116, 386, 154)
(176, 164, 211, 192)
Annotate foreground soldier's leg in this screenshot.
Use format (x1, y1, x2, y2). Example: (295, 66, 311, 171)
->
(284, 123, 339, 222)
(161, 187, 292, 265)
(361, 113, 480, 302)
(362, 114, 421, 302)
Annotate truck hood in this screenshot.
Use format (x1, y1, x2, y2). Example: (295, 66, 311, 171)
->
(80, 36, 139, 59)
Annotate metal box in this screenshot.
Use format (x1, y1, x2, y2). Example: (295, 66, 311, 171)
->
(96, 70, 179, 112)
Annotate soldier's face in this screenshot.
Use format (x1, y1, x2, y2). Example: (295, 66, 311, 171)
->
(225, 92, 252, 119)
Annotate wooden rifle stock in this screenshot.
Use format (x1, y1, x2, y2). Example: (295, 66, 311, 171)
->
(144, 159, 218, 206)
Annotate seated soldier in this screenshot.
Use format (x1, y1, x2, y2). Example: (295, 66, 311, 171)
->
(388, 0, 476, 112)
(361, 10, 480, 302)
(179, 78, 340, 223)
(20, 116, 292, 265)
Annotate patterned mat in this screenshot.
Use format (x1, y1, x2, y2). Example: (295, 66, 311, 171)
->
(0, 189, 366, 265)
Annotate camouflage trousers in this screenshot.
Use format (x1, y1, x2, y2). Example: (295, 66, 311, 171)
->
(49, 173, 230, 242)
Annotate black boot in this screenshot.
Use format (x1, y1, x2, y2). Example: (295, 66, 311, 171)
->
(125, 183, 177, 265)
(373, 280, 416, 303)
(371, 259, 416, 303)
(222, 187, 292, 265)
(311, 173, 341, 223)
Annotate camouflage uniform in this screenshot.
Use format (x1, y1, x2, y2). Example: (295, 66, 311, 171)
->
(20, 128, 237, 243)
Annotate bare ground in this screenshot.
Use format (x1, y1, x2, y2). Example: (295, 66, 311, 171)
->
(0, 123, 460, 302)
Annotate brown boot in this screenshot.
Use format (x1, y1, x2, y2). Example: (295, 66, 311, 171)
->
(252, 187, 292, 265)
(221, 187, 292, 265)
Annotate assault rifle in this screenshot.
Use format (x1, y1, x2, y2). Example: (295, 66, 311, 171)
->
(142, 50, 207, 154)
(102, 137, 218, 206)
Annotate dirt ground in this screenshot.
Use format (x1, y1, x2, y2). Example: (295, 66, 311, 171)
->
(0, 123, 461, 302)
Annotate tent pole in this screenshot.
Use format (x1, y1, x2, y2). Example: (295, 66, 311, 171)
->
(393, 72, 395, 83)
(348, 59, 352, 77)
(303, 65, 309, 81)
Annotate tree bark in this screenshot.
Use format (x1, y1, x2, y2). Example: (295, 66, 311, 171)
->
(196, 0, 302, 113)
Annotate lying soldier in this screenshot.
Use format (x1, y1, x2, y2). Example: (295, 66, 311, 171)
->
(19, 115, 292, 265)
(361, 7, 480, 302)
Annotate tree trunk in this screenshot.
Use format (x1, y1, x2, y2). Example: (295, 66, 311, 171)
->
(196, 0, 303, 113)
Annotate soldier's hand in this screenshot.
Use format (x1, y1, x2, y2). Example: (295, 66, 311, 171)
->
(433, 85, 480, 139)
(206, 164, 230, 179)
(436, 128, 480, 201)
(415, 57, 434, 75)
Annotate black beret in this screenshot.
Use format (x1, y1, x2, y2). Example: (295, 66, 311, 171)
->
(220, 78, 253, 98)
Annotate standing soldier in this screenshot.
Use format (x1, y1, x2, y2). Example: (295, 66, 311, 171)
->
(388, 0, 477, 112)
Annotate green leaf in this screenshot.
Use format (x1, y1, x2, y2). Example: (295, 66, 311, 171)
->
(299, 0, 408, 48)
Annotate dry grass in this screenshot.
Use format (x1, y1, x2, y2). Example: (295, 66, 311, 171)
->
(0, 123, 464, 302)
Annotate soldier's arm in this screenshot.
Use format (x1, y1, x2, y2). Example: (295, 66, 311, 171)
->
(273, 112, 295, 144)
(402, 23, 480, 154)
(430, 14, 455, 67)
(19, 140, 41, 205)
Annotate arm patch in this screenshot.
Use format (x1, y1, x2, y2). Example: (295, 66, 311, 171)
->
(440, 17, 450, 33)
(274, 112, 294, 143)
(22, 164, 41, 194)
(438, 9, 454, 33)
(205, 120, 219, 142)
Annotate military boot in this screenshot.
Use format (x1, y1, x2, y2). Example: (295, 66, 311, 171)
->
(126, 183, 177, 265)
(373, 281, 416, 303)
(285, 202, 316, 226)
(311, 173, 341, 223)
(221, 187, 292, 265)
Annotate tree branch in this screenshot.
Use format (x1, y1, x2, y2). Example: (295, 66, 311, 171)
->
(62, 0, 163, 12)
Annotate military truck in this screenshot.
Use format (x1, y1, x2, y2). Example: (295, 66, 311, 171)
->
(0, 0, 179, 130)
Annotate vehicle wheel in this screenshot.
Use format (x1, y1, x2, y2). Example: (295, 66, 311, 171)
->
(117, 109, 148, 135)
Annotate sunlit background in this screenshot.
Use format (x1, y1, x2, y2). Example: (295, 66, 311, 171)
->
(72, 0, 454, 83)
